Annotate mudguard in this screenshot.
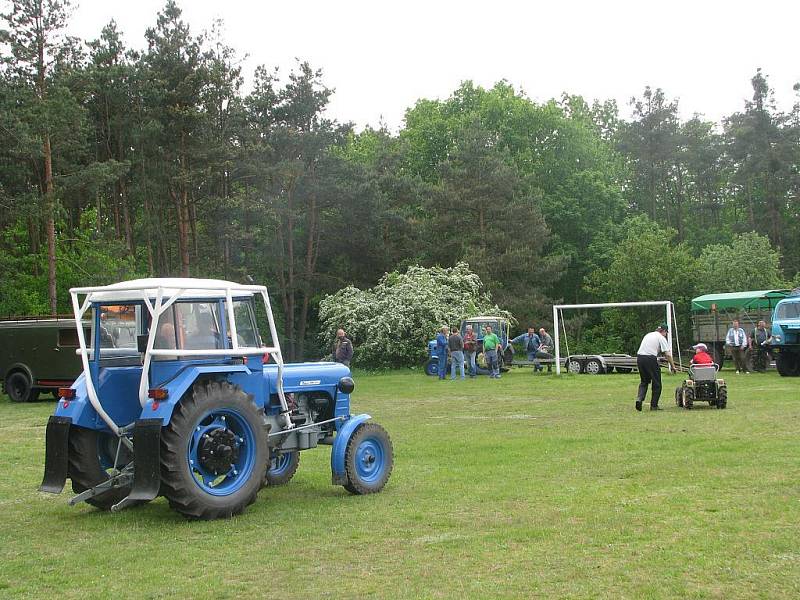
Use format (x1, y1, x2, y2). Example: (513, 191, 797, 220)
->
(40, 416, 71, 494)
(111, 419, 162, 512)
(330, 414, 371, 485)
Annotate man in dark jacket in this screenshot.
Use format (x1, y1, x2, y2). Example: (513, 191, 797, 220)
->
(334, 329, 354, 366)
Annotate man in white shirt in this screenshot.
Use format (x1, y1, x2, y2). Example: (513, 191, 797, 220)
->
(725, 319, 749, 374)
(635, 323, 678, 412)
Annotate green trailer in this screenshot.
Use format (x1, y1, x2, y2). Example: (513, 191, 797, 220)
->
(0, 317, 90, 402)
(690, 289, 790, 369)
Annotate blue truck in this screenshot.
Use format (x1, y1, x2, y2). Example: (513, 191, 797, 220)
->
(40, 278, 393, 519)
(768, 289, 800, 377)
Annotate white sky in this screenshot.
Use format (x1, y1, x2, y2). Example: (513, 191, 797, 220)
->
(67, 0, 800, 132)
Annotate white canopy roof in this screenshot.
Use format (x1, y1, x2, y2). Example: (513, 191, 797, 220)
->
(71, 278, 263, 302)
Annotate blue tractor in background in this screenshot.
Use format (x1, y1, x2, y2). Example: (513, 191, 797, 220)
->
(424, 316, 513, 376)
(768, 289, 800, 377)
(40, 278, 393, 519)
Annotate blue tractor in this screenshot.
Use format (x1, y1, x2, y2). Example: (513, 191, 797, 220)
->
(424, 316, 513, 376)
(768, 289, 800, 377)
(39, 278, 393, 519)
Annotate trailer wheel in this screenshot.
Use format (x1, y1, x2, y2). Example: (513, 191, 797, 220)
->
(343, 422, 393, 495)
(68, 426, 133, 510)
(567, 358, 582, 374)
(585, 358, 603, 375)
(6, 371, 39, 403)
(160, 380, 268, 520)
(265, 451, 300, 486)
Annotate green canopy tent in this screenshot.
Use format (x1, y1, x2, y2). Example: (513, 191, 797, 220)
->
(691, 290, 791, 312)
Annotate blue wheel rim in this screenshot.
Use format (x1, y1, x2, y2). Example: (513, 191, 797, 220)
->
(269, 452, 294, 476)
(354, 436, 386, 483)
(188, 408, 256, 496)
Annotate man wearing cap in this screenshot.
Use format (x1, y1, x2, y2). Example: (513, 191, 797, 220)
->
(690, 343, 714, 366)
(635, 323, 678, 411)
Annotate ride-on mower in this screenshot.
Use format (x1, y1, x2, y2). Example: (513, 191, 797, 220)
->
(675, 364, 728, 409)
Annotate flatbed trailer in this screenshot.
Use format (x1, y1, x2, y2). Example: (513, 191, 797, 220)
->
(513, 354, 667, 374)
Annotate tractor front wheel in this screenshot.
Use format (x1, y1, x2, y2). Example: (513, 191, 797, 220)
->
(68, 426, 133, 510)
(265, 451, 300, 486)
(343, 422, 393, 495)
(424, 358, 439, 377)
(160, 380, 268, 520)
(675, 387, 683, 407)
(683, 387, 695, 409)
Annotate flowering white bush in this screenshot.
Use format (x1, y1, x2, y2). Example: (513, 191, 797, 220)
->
(318, 262, 511, 367)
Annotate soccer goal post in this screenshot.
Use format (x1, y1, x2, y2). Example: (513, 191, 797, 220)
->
(552, 301, 679, 375)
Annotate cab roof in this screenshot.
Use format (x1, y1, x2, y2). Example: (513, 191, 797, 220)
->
(72, 278, 260, 303)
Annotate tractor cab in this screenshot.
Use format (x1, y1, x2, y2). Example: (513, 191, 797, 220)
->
(769, 291, 800, 376)
(39, 278, 393, 519)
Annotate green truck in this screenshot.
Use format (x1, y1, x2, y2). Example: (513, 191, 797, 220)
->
(0, 317, 90, 402)
(690, 289, 790, 369)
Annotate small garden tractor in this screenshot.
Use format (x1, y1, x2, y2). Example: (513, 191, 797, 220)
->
(39, 278, 393, 519)
(675, 364, 728, 409)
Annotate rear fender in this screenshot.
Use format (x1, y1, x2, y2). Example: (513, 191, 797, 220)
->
(146, 364, 255, 426)
(331, 414, 371, 485)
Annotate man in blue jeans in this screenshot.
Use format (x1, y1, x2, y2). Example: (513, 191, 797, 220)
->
(435, 326, 449, 380)
(511, 327, 542, 372)
(448, 328, 465, 380)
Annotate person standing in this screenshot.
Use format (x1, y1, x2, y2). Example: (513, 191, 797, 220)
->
(463, 325, 478, 377)
(726, 319, 749, 374)
(448, 328, 465, 380)
(511, 327, 542, 372)
(749, 320, 771, 372)
(538, 327, 554, 372)
(334, 329, 354, 366)
(435, 326, 449, 380)
(635, 323, 677, 411)
(482, 325, 502, 379)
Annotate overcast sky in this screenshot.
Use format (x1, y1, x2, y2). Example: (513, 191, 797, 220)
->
(67, 0, 800, 132)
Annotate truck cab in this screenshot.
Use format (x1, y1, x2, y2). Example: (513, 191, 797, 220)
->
(769, 291, 800, 376)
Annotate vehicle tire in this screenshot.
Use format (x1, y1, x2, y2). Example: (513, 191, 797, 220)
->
(5, 371, 39, 403)
(68, 426, 133, 510)
(567, 358, 582, 374)
(606, 366, 615, 373)
(776, 352, 800, 377)
(585, 358, 603, 375)
(717, 385, 727, 409)
(615, 367, 632, 374)
(675, 387, 683, 407)
(750, 349, 768, 372)
(424, 358, 439, 377)
(160, 380, 268, 520)
(683, 387, 694, 410)
(265, 451, 300, 486)
(343, 422, 393, 495)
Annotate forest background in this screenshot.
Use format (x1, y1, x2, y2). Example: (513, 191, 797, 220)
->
(1, 0, 798, 362)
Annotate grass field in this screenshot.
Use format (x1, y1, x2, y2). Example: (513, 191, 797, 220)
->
(1, 368, 798, 599)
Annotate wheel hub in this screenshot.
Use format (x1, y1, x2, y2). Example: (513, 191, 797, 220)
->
(198, 428, 239, 475)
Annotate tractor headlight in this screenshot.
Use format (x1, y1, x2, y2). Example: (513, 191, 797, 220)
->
(338, 377, 355, 394)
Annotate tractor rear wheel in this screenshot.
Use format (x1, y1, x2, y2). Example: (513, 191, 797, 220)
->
(675, 387, 683, 407)
(776, 352, 800, 377)
(424, 358, 438, 377)
(6, 371, 39, 403)
(717, 386, 727, 409)
(343, 422, 393, 495)
(265, 451, 300, 486)
(160, 380, 268, 520)
(68, 426, 133, 510)
(683, 387, 695, 410)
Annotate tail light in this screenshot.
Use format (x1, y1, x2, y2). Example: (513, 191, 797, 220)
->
(148, 388, 169, 400)
(58, 388, 76, 399)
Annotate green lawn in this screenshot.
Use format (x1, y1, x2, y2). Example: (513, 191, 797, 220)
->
(1, 368, 798, 599)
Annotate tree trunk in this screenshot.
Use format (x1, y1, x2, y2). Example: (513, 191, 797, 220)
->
(43, 134, 57, 314)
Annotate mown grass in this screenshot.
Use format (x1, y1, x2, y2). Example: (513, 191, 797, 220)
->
(0, 368, 798, 599)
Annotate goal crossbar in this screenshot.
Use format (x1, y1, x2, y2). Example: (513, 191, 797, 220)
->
(552, 301, 676, 375)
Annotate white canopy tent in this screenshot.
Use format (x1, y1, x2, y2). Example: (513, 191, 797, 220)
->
(552, 301, 681, 375)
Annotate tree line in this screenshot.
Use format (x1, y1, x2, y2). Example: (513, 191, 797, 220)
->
(1, 0, 798, 360)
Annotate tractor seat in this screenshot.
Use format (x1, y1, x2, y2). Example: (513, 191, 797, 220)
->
(690, 365, 718, 381)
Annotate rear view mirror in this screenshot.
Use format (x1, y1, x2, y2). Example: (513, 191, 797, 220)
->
(137, 334, 149, 353)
